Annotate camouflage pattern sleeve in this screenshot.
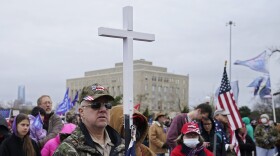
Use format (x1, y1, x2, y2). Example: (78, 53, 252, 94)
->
(53, 142, 79, 156)
(254, 125, 268, 145)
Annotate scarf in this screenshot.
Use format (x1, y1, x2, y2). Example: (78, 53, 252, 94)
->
(238, 131, 247, 143)
(181, 143, 205, 156)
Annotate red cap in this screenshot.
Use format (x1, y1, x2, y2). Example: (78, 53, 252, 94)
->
(181, 122, 200, 134)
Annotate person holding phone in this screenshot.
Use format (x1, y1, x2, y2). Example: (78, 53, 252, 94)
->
(201, 117, 215, 152)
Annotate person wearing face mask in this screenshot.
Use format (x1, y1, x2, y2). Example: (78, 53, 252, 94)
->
(167, 103, 212, 150)
(171, 122, 213, 156)
(254, 114, 278, 156)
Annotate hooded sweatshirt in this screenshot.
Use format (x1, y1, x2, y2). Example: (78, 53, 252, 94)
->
(109, 105, 156, 156)
(41, 123, 76, 156)
(242, 117, 254, 140)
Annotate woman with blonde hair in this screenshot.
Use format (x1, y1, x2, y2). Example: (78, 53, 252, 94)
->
(0, 113, 40, 156)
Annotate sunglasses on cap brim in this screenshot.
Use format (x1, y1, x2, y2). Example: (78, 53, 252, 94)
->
(84, 102, 112, 109)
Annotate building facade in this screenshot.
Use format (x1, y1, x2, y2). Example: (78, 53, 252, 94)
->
(66, 59, 189, 113)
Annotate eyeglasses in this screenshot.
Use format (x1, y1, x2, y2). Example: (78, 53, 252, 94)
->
(83, 102, 112, 109)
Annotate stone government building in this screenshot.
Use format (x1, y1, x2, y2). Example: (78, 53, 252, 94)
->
(66, 59, 189, 113)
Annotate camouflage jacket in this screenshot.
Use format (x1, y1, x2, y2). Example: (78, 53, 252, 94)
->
(53, 122, 125, 156)
(254, 124, 279, 149)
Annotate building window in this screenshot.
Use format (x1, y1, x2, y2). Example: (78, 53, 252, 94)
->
(164, 78, 169, 82)
(158, 86, 162, 92)
(152, 76, 157, 81)
(176, 88, 179, 93)
(117, 86, 121, 95)
(145, 85, 148, 91)
(158, 77, 162, 82)
(145, 76, 148, 80)
(152, 85, 156, 92)
(164, 86, 167, 92)
(112, 86, 115, 96)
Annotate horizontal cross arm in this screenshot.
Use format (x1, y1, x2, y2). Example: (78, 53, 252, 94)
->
(98, 27, 155, 42)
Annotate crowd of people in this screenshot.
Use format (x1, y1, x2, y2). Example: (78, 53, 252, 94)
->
(0, 82, 279, 156)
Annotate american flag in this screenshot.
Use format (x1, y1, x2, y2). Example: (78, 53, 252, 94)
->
(217, 63, 242, 156)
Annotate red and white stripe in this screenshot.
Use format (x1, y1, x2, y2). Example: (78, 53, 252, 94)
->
(83, 96, 94, 101)
(217, 90, 243, 131)
(217, 90, 242, 156)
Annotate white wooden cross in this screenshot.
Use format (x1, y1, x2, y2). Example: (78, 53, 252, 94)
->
(98, 6, 155, 127)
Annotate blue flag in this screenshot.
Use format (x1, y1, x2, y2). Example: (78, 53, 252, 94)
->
(32, 114, 43, 131)
(259, 77, 271, 99)
(71, 91, 79, 107)
(234, 51, 269, 73)
(248, 76, 264, 87)
(248, 76, 264, 96)
(56, 88, 71, 115)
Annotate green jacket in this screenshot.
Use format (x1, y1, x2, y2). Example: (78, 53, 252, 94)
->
(254, 124, 278, 149)
(53, 122, 125, 156)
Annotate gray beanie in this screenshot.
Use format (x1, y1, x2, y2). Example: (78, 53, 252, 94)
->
(260, 114, 269, 120)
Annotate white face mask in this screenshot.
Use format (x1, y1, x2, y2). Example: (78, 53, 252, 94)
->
(261, 118, 268, 124)
(183, 138, 199, 148)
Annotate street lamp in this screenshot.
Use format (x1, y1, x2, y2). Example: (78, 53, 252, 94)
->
(226, 21, 235, 81)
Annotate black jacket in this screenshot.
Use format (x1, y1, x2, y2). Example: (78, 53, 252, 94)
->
(235, 131, 256, 156)
(0, 116, 11, 145)
(201, 118, 215, 152)
(0, 133, 41, 156)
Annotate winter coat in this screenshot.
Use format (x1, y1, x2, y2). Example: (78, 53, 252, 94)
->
(39, 112, 63, 148)
(171, 144, 213, 156)
(0, 116, 11, 145)
(276, 123, 280, 148)
(235, 131, 256, 156)
(41, 123, 76, 156)
(254, 123, 278, 149)
(28, 115, 47, 143)
(0, 133, 41, 156)
(200, 118, 215, 152)
(53, 122, 124, 156)
(242, 117, 254, 140)
(213, 120, 227, 156)
(109, 105, 156, 156)
(149, 121, 168, 154)
(166, 113, 188, 149)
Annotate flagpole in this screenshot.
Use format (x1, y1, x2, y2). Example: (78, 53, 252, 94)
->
(226, 21, 235, 82)
(269, 51, 279, 123)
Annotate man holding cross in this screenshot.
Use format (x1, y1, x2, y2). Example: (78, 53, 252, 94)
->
(53, 83, 124, 156)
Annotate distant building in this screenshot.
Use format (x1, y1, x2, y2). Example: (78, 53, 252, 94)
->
(17, 85, 25, 104)
(66, 59, 189, 113)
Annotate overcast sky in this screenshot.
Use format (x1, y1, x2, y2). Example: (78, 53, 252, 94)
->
(1, 0, 280, 109)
